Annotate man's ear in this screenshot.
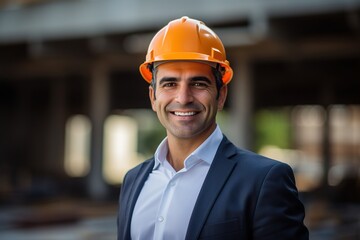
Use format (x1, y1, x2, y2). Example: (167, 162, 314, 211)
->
(149, 85, 156, 112)
(217, 85, 228, 111)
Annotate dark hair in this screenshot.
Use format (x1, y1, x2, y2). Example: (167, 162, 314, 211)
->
(149, 63, 157, 91)
(212, 64, 224, 99)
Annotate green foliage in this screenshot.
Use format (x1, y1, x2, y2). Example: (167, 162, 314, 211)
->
(255, 108, 291, 152)
(137, 122, 166, 158)
(124, 109, 166, 159)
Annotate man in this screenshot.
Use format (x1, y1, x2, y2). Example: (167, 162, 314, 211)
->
(118, 16, 308, 240)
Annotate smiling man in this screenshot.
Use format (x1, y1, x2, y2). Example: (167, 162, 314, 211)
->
(149, 61, 227, 171)
(117, 16, 309, 240)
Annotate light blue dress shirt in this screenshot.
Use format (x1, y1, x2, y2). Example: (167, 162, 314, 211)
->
(131, 126, 223, 240)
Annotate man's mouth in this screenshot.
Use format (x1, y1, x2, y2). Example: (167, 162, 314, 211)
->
(173, 111, 197, 116)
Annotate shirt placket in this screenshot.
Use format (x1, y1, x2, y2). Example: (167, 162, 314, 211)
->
(153, 169, 180, 239)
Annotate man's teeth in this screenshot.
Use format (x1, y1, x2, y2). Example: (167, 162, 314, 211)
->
(174, 112, 196, 116)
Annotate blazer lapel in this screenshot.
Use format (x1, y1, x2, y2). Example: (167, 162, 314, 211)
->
(122, 159, 154, 239)
(185, 136, 238, 240)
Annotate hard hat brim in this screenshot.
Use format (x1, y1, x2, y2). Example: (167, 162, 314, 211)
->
(139, 55, 233, 84)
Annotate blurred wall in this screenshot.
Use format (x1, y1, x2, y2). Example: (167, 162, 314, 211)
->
(0, 0, 359, 202)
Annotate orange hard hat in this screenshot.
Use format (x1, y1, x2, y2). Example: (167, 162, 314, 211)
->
(139, 16, 233, 85)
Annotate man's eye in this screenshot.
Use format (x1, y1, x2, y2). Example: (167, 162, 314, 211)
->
(163, 82, 176, 88)
(193, 82, 208, 87)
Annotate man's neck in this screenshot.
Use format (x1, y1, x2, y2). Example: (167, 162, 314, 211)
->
(166, 125, 216, 171)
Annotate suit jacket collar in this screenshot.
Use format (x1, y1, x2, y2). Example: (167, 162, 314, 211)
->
(185, 136, 238, 240)
(123, 159, 154, 240)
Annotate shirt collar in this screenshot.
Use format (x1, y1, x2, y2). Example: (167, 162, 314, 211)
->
(153, 125, 223, 170)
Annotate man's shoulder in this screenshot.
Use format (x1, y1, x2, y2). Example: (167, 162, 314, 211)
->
(220, 136, 291, 172)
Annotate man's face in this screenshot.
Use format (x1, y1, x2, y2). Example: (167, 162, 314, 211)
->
(149, 61, 227, 142)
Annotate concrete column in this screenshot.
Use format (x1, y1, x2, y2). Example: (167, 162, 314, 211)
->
(320, 83, 334, 189)
(322, 107, 331, 188)
(47, 78, 66, 175)
(88, 64, 109, 200)
(229, 58, 254, 150)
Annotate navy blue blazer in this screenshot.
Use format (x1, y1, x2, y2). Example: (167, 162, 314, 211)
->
(117, 136, 309, 240)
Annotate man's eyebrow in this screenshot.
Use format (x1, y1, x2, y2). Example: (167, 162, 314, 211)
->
(190, 76, 212, 84)
(158, 76, 213, 85)
(159, 77, 178, 85)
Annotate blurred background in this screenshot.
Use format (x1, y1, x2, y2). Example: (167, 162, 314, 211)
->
(0, 0, 360, 239)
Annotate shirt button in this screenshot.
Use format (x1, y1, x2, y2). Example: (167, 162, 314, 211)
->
(170, 181, 176, 187)
(158, 216, 164, 222)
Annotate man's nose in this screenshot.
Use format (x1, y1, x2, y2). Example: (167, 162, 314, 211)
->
(176, 84, 193, 104)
